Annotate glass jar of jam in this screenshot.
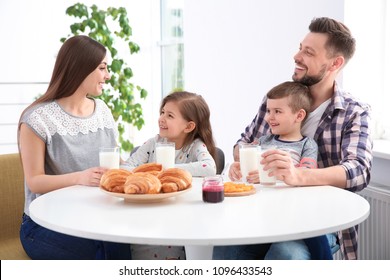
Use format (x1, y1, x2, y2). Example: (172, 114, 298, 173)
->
(202, 175, 224, 203)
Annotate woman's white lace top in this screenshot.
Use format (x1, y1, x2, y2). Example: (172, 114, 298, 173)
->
(21, 98, 118, 215)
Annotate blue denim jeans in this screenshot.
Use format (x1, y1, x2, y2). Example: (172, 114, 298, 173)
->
(20, 214, 132, 260)
(264, 239, 310, 260)
(213, 234, 338, 260)
(213, 243, 271, 260)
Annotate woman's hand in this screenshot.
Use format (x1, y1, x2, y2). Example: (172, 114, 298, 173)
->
(77, 167, 108, 187)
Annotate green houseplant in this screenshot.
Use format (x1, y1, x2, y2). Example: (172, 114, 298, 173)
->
(62, 3, 148, 152)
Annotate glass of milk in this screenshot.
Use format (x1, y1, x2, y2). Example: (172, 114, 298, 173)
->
(239, 143, 259, 183)
(257, 145, 277, 185)
(156, 141, 175, 170)
(99, 147, 120, 169)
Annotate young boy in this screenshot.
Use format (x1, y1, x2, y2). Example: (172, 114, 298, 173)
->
(261, 81, 317, 168)
(214, 81, 332, 260)
(261, 81, 331, 260)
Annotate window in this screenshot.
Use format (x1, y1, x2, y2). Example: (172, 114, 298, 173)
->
(344, 0, 390, 140)
(160, 0, 184, 96)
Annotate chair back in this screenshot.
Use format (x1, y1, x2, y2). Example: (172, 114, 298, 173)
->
(0, 153, 25, 240)
(215, 147, 225, 175)
(130, 146, 139, 156)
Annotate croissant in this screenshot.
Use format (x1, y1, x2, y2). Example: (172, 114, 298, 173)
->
(100, 169, 133, 193)
(158, 168, 192, 193)
(124, 172, 162, 194)
(132, 163, 163, 175)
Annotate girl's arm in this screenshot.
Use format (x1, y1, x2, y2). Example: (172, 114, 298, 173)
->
(121, 138, 155, 170)
(175, 140, 216, 177)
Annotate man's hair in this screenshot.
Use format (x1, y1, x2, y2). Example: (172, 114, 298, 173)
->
(266, 81, 312, 122)
(309, 17, 356, 63)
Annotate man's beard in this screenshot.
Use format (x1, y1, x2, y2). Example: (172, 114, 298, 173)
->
(293, 64, 327, 86)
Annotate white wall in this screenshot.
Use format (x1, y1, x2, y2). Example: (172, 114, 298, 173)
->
(0, 0, 68, 83)
(0, 0, 160, 154)
(0, 0, 345, 161)
(344, 0, 390, 140)
(183, 0, 344, 164)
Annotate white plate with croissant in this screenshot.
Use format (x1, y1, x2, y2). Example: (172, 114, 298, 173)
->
(99, 163, 193, 203)
(100, 186, 192, 203)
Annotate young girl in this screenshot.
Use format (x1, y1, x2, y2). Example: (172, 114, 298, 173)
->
(124, 91, 217, 260)
(124, 91, 217, 177)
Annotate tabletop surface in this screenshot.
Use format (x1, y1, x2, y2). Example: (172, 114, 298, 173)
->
(29, 178, 370, 246)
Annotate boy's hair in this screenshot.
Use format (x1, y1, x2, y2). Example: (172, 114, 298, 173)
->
(266, 81, 312, 122)
(160, 91, 216, 159)
(309, 17, 356, 64)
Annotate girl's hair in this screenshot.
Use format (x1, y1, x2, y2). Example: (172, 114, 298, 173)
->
(266, 81, 312, 122)
(20, 35, 106, 116)
(160, 91, 216, 160)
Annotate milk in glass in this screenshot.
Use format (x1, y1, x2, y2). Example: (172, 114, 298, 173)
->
(156, 142, 175, 169)
(99, 147, 120, 169)
(257, 146, 276, 185)
(239, 144, 259, 183)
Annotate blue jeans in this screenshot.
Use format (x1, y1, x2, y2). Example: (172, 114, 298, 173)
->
(20, 214, 132, 260)
(213, 234, 338, 260)
(213, 243, 271, 260)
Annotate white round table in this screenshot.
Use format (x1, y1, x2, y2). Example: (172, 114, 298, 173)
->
(29, 178, 370, 259)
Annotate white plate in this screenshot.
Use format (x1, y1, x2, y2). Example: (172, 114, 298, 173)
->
(100, 186, 192, 203)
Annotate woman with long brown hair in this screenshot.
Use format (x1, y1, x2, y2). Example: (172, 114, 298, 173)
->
(18, 35, 132, 259)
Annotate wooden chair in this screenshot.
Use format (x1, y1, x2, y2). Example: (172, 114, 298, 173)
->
(0, 153, 30, 259)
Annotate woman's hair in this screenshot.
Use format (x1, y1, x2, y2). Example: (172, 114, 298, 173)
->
(160, 91, 216, 159)
(17, 35, 107, 149)
(21, 35, 106, 114)
(309, 17, 356, 64)
(266, 81, 312, 122)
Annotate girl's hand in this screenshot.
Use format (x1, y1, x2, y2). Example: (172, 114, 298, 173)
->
(77, 167, 108, 187)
